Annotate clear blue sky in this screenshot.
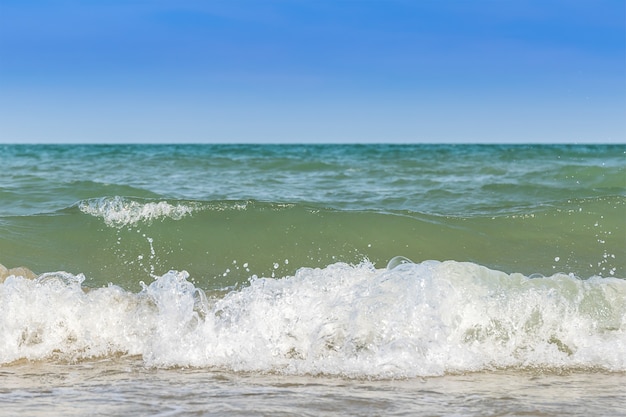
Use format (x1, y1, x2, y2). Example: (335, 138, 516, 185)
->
(0, 0, 624, 143)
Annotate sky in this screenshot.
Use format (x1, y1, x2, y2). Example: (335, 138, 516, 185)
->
(0, 0, 624, 144)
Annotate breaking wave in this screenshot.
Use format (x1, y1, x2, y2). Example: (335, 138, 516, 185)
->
(1, 259, 624, 378)
(78, 196, 201, 228)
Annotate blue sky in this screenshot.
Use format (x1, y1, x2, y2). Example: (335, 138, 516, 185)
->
(0, 0, 624, 143)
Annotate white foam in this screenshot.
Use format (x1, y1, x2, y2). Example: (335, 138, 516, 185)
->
(78, 196, 198, 227)
(1, 261, 624, 377)
(0, 271, 154, 363)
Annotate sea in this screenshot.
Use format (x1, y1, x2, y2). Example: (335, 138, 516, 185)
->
(0, 144, 624, 416)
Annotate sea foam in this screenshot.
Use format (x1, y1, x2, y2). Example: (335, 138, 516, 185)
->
(1, 261, 624, 377)
(78, 196, 198, 227)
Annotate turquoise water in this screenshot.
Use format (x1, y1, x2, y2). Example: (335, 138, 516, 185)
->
(1, 144, 625, 415)
(1, 144, 624, 288)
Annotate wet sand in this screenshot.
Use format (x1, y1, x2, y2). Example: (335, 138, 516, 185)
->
(1, 357, 624, 416)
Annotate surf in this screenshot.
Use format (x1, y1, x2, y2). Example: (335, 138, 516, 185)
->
(1, 259, 624, 378)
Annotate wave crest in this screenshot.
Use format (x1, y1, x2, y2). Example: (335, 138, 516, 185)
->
(78, 196, 199, 227)
(1, 261, 624, 377)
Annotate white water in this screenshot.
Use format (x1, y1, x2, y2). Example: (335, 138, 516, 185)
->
(1, 260, 625, 378)
(78, 196, 200, 227)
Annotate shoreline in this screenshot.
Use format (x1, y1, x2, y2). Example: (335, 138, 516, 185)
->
(2, 358, 625, 416)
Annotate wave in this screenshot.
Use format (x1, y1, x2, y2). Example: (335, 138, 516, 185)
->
(75, 195, 626, 281)
(0, 195, 623, 290)
(1, 259, 624, 378)
(78, 196, 203, 227)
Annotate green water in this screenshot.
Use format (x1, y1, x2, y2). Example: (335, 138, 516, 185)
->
(0, 144, 624, 289)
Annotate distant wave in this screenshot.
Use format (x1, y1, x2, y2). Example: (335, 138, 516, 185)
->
(78, 196, 202, 227)
(0, 194, 622, 288)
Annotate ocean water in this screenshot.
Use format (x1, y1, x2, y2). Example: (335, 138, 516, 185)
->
(1, 144, 625, 415)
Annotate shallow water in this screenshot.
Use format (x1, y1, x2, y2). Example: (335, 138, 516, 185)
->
(1, 358, 624, 416)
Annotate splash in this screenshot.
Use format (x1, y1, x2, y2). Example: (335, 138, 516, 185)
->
(1, 261, 624, 377)
(78, 196, 199, 227)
